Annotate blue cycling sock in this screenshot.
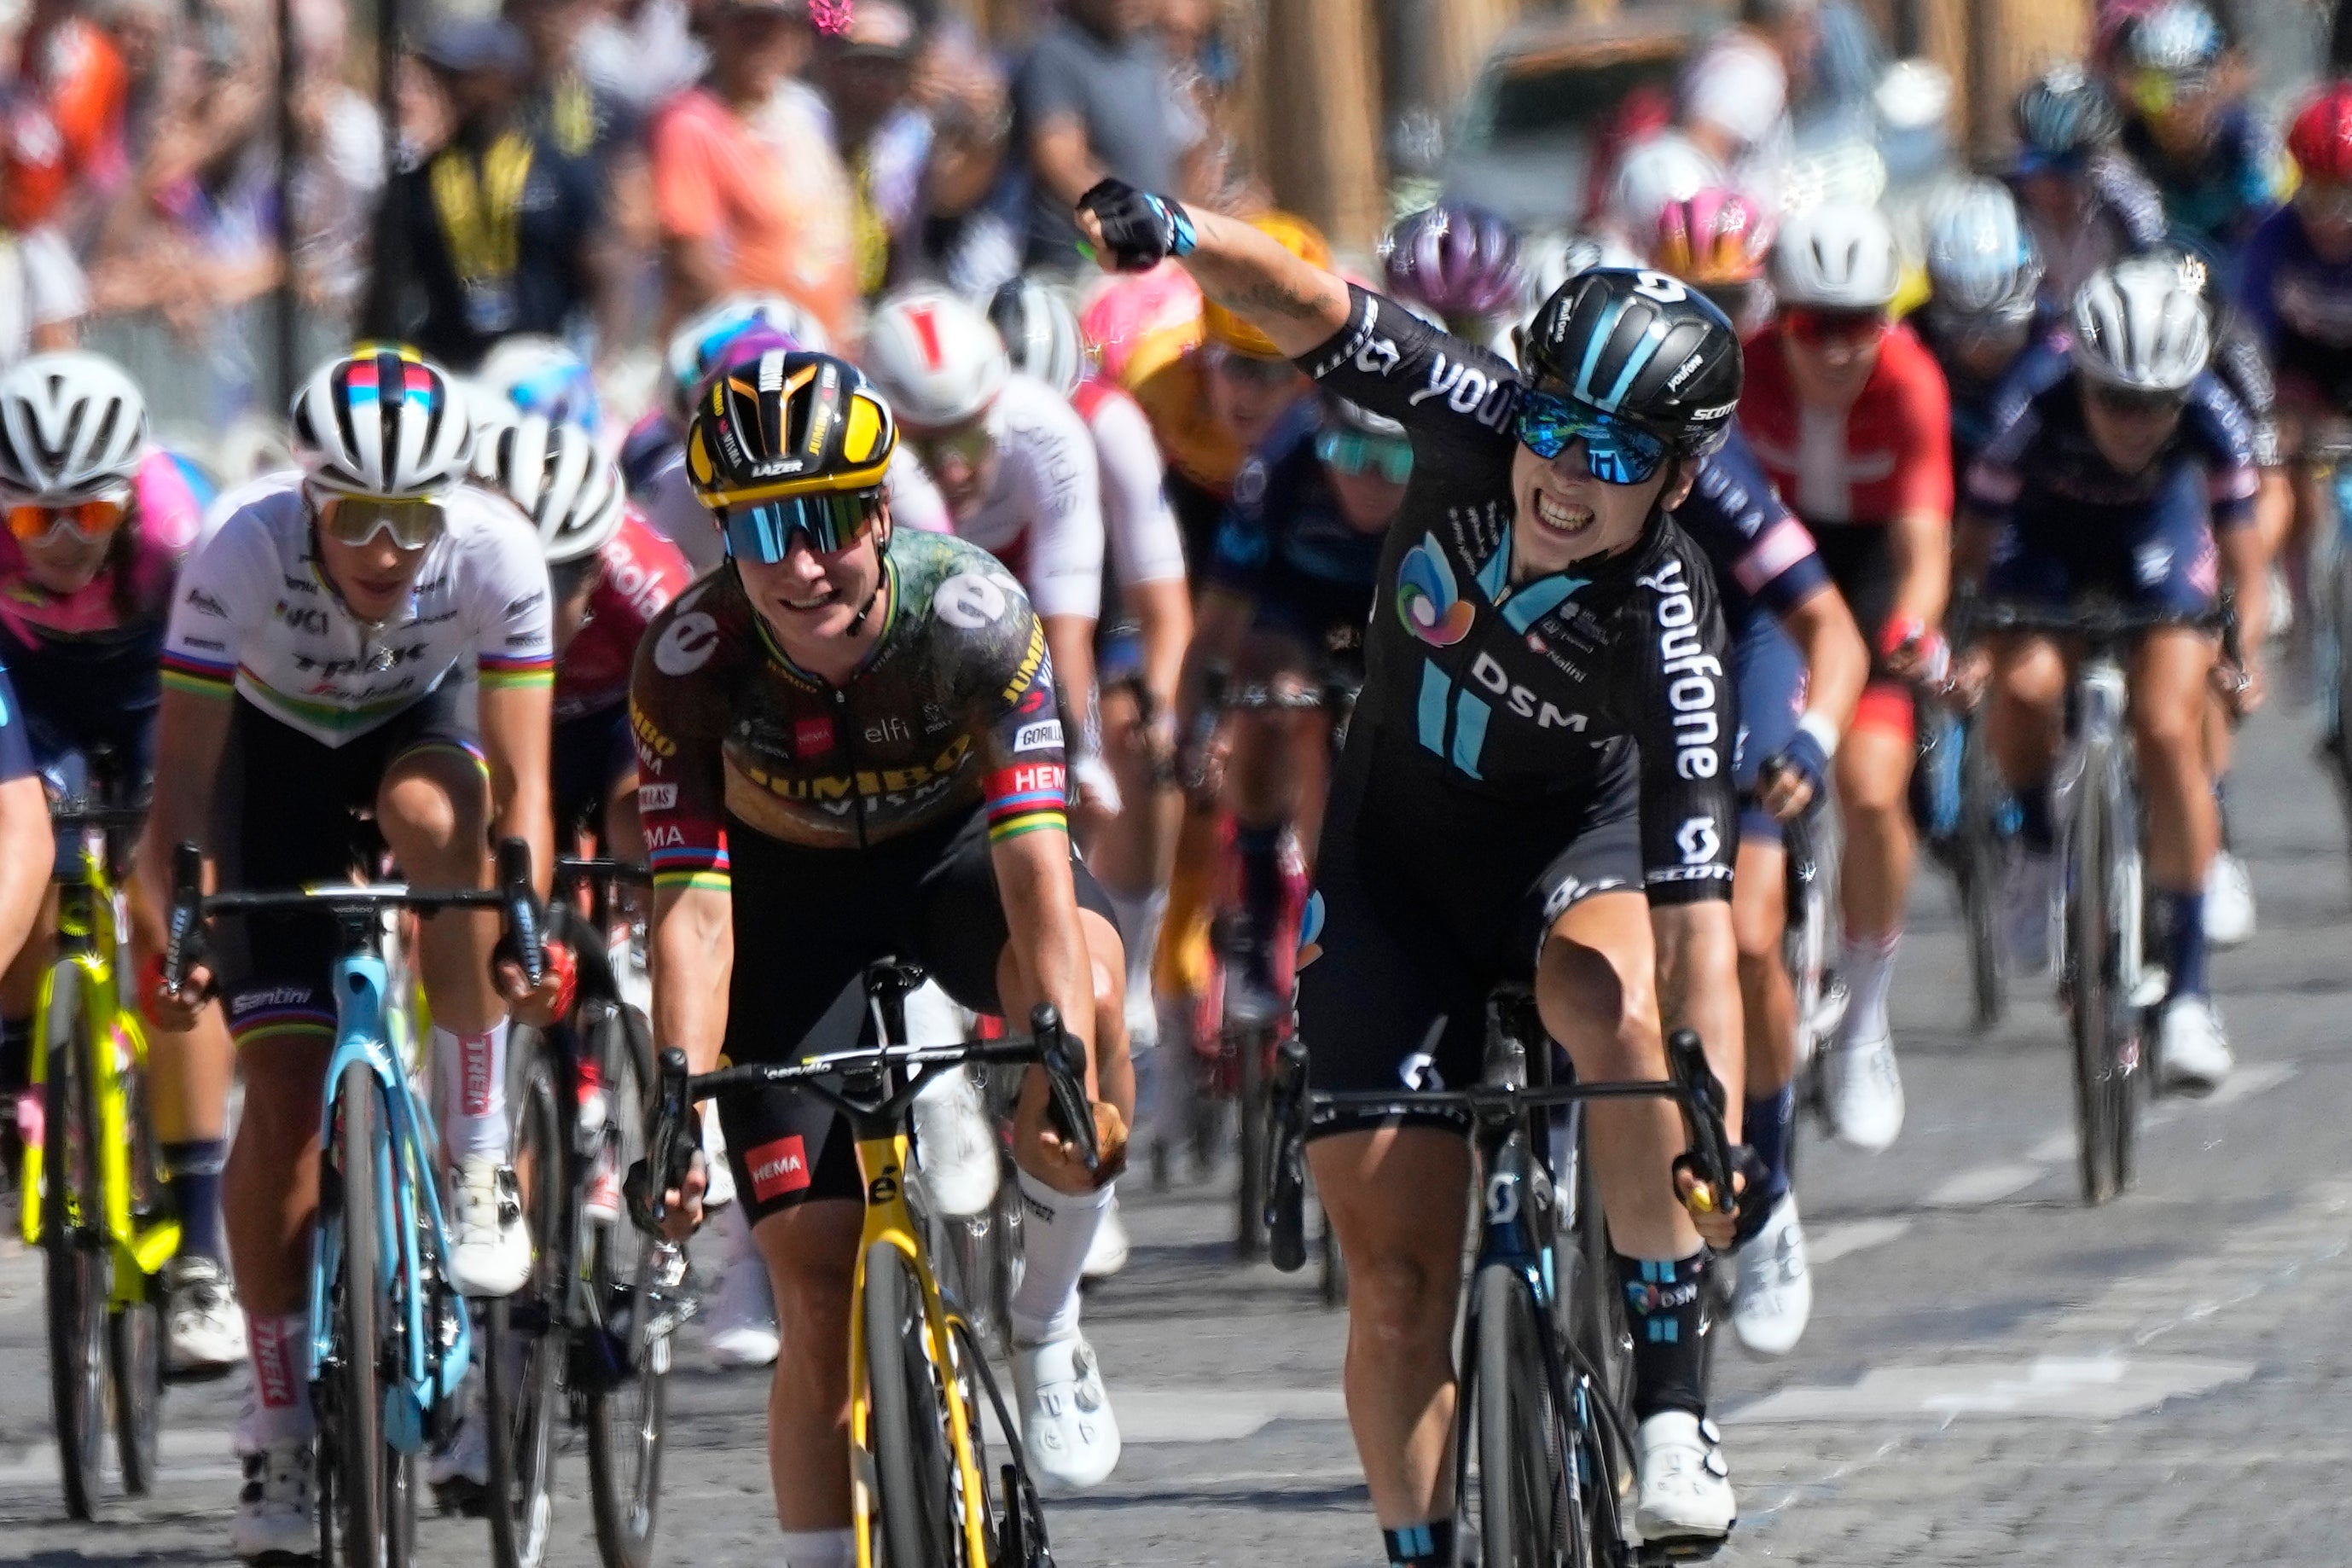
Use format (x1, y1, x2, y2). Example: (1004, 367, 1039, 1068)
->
(1382, 1519, 1455, 1565)
(1740, 1086, 1796, 1224)
(2017, 786, 2057, 851)
(2164, 890, 2210, 999)
(164, 1139, 228, 1264)
(1615, 1250, 1708, 1418)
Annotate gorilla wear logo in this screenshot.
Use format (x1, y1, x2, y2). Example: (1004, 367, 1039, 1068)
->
(1397, 532, 1475, 647)
(653, 612, 720, 675)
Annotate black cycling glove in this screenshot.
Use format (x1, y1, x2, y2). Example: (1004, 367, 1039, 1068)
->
(1762, 726, 1831, 802)
(1077, 178, 1197, 271)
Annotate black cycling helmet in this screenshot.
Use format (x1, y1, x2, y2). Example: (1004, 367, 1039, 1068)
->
(1519, 268, 1743, 460)
(2015, 65, 2120, 160)
(684, 348, 898, 508)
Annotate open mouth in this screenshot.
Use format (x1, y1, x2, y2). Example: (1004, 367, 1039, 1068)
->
(777, 587, 841, 613)
(1533, 490, 1596, 538)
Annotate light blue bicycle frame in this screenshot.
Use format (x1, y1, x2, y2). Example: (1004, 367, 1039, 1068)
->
(307, 945, 471, 1453)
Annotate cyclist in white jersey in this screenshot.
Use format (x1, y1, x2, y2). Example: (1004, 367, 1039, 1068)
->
(131, 346, 569, 1562)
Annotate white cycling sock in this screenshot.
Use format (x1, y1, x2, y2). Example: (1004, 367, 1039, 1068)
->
(1103, 884, 1167, 1054)
(1839, 931, 1902, 1042)
(1008, 1165, 1112, 1344)
(238, 1310, 315, 1448)
(434, 1019, 509, 1159)
(776, 1527, 855, 1568)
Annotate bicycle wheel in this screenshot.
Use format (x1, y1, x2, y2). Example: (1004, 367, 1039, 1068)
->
(1570, 1124, 1630, 1414)
(1472, 1263, 1566, 1568)
(2067, 754, 2123, 1205)
(322, 1060, 389, 1568)
(42, 973, 108, 1519)
(1960, 717, 2007, 1031)
(110, 1029, 165, 1494)
(1234, 1023, 1271, 1261)
(864, 1240, 971, 1568)
(485, 1034, 562, 1568)
(586, 1007, 670, 1568)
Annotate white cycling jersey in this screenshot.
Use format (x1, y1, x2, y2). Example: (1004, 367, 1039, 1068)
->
(1072, 377, 1188, 591)
(161, 472, 555, 746)
(886, 372, 1107, 620)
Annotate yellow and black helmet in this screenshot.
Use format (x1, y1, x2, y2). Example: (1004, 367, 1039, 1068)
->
(685, 349, 897, 508)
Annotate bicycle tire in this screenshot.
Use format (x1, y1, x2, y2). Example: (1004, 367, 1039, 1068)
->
(326, 1059, 388, 1568)
(1234, 1024, 1271, 1261)
(864, 1240, 967, 1568)
(42, 971, 107, 1520)
(1960, 717, 2007, 1031)
(1473, 1263, 1565, 1568)
(586, 1005, 669, 1568)
(485, 1034, 562, 1568)
(2068, 752, 2123, 1205)
(111, 1031, 164, 1494)
(2107, 775, 2148, 1197)
(1571, 1129, 1631, 1414)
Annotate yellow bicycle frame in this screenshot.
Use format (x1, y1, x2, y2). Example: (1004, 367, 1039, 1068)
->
(19, 828, 182, 1297)
(847, 1127, 992, 1568)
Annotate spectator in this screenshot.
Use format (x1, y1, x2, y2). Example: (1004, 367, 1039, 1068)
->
(1677, 0, 1818, 212)
(363, 15, 609, 369)
(648, 0, 856, 340)
(577, 0, 706, 119)
(817, 0, 926, 298)
(508, 0, 639, 165)
(1157, 0, 1251, 211)
(3, 0, 131, 240)
(891, 32, 1021, 297)
(1013, 0, 1208, 270)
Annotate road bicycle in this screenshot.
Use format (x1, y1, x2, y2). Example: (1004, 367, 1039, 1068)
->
(164, 837, 546, 1567)
(1917, 700, 2009, 1031)
(1959, 599, 2233, 1205)
(20, 756, 177, 1519)
(2310, 439, 2352, 857)
(636, 961, 1101, 1568)
(1267, 994, 1734, 1566)
(471, 857, 683, 1568)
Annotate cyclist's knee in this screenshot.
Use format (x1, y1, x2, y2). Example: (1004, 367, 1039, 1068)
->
(1344, 1243, 1461, 1349)
(752, 1206, 859, 1324)
(378, 748, 491, 866)
(1730, 845, 1785, 961)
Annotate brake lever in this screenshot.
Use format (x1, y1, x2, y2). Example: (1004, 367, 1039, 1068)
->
(1664, 1027, 1732, 1211)
(163, 840, 207, 996)
(496, 836, 544, 987)
(1033, 1004, 1099, 1173)
(627, 1046, 696, 1234)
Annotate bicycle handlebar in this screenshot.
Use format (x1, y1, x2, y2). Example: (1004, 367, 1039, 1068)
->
(1954, 598, 2233, 644)
(632, 1002, 1100, 1233)
(47, 801, 148, 832)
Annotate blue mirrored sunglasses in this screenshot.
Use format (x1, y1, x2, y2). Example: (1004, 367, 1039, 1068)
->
(722, 490, 883, 563)
(1512, 388, 1670, 485)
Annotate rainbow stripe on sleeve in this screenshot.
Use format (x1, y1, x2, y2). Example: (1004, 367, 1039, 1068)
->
(648, 837, 731, 891)
(479, 650, 556, 690)
(160, 648, 235, 698)
(984, 762, 1069, 843)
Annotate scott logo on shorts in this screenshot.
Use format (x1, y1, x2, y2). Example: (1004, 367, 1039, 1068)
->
(746, 1135, 811, 1203)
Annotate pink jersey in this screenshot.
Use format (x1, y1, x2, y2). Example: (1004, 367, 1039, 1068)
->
(555, 508, 695, 720)
(0, 449, 203, 650)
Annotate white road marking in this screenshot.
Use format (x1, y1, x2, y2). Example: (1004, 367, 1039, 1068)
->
(1805, 1217, 1911, 1265)
(1728, 1353, 2254, 1426)
(1923, 1162, 2046, 1207)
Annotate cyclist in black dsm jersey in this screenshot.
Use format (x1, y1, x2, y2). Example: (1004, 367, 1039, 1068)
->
(1078, 183, 1754, 1559)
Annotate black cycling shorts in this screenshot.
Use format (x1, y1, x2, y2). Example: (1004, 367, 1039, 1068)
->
(716, 804, 1119, 1222)
(211, 681, 481, 1048)
(552, 700, 634, 840)
(1297, 728, 1642, 1140)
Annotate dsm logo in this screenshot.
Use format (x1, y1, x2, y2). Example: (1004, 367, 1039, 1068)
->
(1397, 532, 1474, 648)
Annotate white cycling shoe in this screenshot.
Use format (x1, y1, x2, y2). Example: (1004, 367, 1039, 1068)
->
(2002, 848, 2059, 975)
(1013, 1330, 1121, 1493)
(706, 1204, 780, 1368)
(164, 1255, 246, 1376)
(1632, 1410, 1735, 1545)
(2204, 851, 2256, 949)
(2157, 995, 2233, 1096)
(1729, 1192, 1811, 1357)
(1081, 1195, 1130, 1281)
(232, 1438, 317, 1562)
(1821, 1031, 1904, 1153)
(911, 1065, 1000, 1219)
(449, 1154, 531, 1298)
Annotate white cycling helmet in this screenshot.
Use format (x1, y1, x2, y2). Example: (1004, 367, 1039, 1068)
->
(1925, 179, 2042, 320)
(1609, 134, 1722, 241)
(475, 413, 625, 565)
(865, 287, 1010, 428)
(2070, 255, 2211, 392)
(476, 334, 601, 433)
(987, 276, 1086, 398)
(1769, 202, 1902, 311)
(0, 351, 148, 501)
(291, 344, 473, 499)
(664, 292, 832, 417)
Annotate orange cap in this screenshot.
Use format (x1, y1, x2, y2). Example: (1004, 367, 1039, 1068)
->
(1200, 212, 1333, 360)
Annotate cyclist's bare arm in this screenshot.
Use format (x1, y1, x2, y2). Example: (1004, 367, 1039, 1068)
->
(2216, 523, 2268, 709)
(990, 826, 1117, 1186)
(131, 686, 234, 1016)
(1883, 504, 1953, 675)
(1174, 587, 1254, 739)
(643, 881, 731, 1238)
(1125, 576, 1193, 720)
(0, 775, 53, 977)
(1077, 202, 1350, 360)
(1652, 902, 1744, 1150)
(480, 680, 557, 903)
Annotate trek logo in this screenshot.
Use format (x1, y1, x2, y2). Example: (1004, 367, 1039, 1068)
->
(1468, 653, 1586, 730)
(459, 1031, 496, 1116)
(250, 1315, 300, 1410)
(1636, 558, 1722, 781)
(746, 1135, 811, 1202)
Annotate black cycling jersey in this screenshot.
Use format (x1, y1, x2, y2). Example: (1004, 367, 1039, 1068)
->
(1207, 400, 1382, 676)
(1296, 282, 1737, 903)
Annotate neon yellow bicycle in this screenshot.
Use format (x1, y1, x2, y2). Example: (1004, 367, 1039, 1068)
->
(20, 769, 180, 1519)
(636, 961, 1099, 1568)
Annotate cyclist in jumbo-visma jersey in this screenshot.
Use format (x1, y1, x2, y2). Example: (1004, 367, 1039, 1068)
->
(129, 345, 572, 1562)
(628, 347, 1134, 1566)
(1077, 180, 1760, 1560)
